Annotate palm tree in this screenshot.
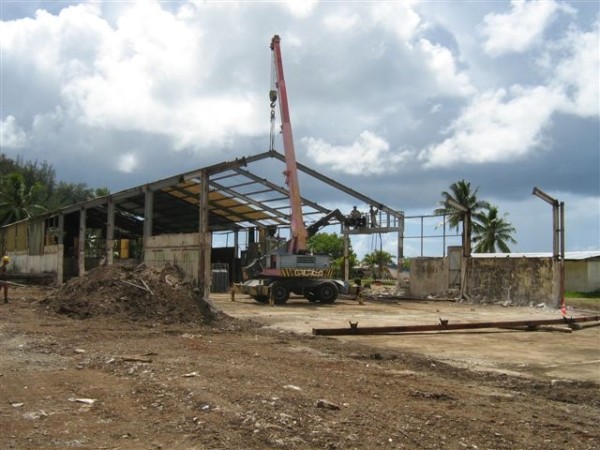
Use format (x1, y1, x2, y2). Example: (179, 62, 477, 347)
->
(363, 250, 394, 279)
(434, 180, 490, 255)
(0, 173, 47, 225)
(473, 205, 517, 253)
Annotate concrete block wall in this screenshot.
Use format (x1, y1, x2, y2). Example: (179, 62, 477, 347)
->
(409, 257, 449, 298)
(466, 257, 555, 306)
(410, 256, 557, 307)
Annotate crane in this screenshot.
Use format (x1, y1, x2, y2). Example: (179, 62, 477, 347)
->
(270, 35, 308, 255)
(239, 35, 350, 305)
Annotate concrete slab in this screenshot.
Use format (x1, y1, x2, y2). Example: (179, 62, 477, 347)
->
(210, 294, 600, 383)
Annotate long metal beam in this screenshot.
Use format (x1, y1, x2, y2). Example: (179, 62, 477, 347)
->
(209, 180, 288, 222)
(313, 315, 600, 336)
(268, 150, 402, 218)
(232, 166, 329, 213)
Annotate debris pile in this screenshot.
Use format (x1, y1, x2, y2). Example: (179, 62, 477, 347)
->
(43, 263, 218, 323)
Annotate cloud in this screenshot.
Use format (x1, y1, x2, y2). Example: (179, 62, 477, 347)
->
(417, 38, 475, 97)
(0, 116, 29, 149)
(481, 0, 571, 56)
(283, 0, 318, 18)
(370, 2, 422, 42)
(1, 1, 265, 155)
(418, 85, 562, 168)
(117, 153, 137, 173)
(549, 23, 600, 118)
(323, 12, 360, 32)
(303, 131, 412, 175)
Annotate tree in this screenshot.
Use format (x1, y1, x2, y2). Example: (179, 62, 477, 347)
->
(308, 232, 357, 277)
(0, 154, 110, 216)
(434, 179, 490, 255)
(0, 173, 47, 224)
(362, 250, 395, 279)
(472, 205, 517, 253)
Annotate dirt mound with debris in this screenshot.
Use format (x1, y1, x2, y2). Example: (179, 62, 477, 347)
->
(43, 263, 218, 324)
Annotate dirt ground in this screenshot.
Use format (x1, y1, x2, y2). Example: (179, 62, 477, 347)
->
(1, 266, 599, 449)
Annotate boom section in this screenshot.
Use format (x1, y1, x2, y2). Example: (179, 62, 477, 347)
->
(270, 35, 308, 254)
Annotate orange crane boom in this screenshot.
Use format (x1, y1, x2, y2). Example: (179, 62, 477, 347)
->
(270, 35, 308, 254)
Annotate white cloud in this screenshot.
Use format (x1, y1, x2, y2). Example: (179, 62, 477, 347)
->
(370, 2, 423, 42)
(303, 131, 411, 175)
(0, 116, 29, 149)
(481, 0, 570, 56)
(2, 1, 265, 154)
(118, 153, 137, 173)
(550, 23, 600, 118)
(284, 0, 318, 18)
(323, 12, 360, 32)
(419, 85, 562, 168)
(417, 38, 475, 97)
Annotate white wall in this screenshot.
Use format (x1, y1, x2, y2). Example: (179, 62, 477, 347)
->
(8, 245, 63, 282)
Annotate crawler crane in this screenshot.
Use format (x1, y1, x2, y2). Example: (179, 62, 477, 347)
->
(242, 35, 350, 305)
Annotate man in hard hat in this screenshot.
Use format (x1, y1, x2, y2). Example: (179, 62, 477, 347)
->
(1, 256, 9, 303)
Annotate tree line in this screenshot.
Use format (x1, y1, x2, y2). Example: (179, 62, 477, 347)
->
(0, 154, 109, 226)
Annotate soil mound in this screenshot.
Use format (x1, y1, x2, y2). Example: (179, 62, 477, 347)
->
(43, 263, 217, 323)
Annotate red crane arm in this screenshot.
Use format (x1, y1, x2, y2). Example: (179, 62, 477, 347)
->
(270, 35, 308, 254)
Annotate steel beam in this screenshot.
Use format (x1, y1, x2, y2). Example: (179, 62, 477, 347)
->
(312, 315, 600, 336)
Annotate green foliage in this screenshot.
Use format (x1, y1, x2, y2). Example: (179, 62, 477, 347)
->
(472, 205, 517, 253)
(565, 289, 600, 299)
(434, 179, 517, 254)
(433, 179, 489, 230)
(401, 257, 411, 271)
(0, 153, 110, 225)
(0, 173, 47, 223)
(308, 232, 357, 277)
(362, 250, 395, 279)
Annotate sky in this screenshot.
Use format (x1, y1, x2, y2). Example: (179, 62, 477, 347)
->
(0, 0, 598, 259)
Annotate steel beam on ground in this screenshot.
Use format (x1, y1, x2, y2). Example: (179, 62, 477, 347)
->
(312, 316, 600, 336)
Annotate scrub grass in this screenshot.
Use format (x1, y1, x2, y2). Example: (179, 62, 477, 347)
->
(565, 290, 600, 311)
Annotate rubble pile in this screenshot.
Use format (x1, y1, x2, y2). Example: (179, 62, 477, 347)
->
(43, 263, 218, 323)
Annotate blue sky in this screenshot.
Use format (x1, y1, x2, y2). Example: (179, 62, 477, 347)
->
(1, 1, 598, 258)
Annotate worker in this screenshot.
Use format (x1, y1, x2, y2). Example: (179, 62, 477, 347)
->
(1, 256, 9, 303)
(369, 206, 378, 228)
(349, 206, 362, 229)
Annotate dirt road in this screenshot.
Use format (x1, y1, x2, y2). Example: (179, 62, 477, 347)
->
(1, 285, 598, 450)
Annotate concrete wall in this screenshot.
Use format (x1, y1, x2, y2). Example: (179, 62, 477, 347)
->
(144, 233, 199, 283)
(6, 245, 64, 282)
(466, 257, 555, 307)
(410, 256, 558, 307)
(409, 257, 448, 297)
(566, 260, 600, 292)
